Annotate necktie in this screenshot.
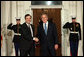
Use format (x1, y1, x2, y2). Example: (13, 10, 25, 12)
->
(28, 24, 33, 37)
(45, 23, 47, 35)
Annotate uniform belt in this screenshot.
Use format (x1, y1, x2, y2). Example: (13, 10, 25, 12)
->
(70, 31, 79, 33)
(14, 33, 21, 35)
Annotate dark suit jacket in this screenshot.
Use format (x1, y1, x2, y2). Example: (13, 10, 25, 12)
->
(37, 21, 58, 48)
(20, 23, 35, 50)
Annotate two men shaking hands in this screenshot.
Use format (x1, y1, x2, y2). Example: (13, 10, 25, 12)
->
(20, 13, 58, 56)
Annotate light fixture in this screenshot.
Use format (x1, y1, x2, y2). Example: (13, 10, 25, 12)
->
(47, 1, 52, 5)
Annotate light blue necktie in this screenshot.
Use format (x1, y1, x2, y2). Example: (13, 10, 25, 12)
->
(45, 23, 47, 35)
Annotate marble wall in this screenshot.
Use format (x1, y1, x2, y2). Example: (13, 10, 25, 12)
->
(1, 1, 32, 56)
(62, 1, 83, 56)
(1, 1, 83, 56)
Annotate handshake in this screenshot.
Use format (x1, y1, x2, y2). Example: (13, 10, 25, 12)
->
(33, 37, 39, 42)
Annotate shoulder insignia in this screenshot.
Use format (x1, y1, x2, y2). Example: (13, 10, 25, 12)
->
(76, 24, 79, 27)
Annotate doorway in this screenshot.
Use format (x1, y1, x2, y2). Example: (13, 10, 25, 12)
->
(33, 8, 62, 56)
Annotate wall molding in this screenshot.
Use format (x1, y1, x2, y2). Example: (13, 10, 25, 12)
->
(30, 5, 62, 9)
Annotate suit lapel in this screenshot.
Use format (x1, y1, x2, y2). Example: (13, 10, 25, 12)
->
(47, 22, 50, 36)
(40, 23, 45, 35)
(24, 23, 31, 32)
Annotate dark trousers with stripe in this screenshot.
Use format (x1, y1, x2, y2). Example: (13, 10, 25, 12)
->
(14, 43, 20, 56)
(70, 40, 79, 56)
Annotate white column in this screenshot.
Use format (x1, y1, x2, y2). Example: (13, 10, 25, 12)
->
(62, 1, 70, 56)
(69, 1, 77, 18)
(15, 1, 31, 24)
(5, 1, 14, 56)
(1, 1, 12, 56)
(23, 1, 32, 24)
(11, 1, 17, 25)
(1, 1, 7, 56)
(76, 1, 83, 56)
(17, 1, 24, 24)
(62, 1, 83, 56)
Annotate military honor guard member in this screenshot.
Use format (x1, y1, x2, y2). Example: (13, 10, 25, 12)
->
(63, 17, 81, 56)
(7, 17, 22, 56)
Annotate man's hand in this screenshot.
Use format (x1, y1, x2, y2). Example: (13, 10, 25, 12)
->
(33, 37, 39, 42)
(54, 44, 58, 50)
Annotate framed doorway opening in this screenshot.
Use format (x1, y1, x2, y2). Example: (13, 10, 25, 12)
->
(31, 5, 62, 56)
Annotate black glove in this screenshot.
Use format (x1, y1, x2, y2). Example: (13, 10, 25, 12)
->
(66, 22, 69, 24)
(9, 23, 13, 26)
(10, 23, 12, 25)
(63, 22, 70, 28)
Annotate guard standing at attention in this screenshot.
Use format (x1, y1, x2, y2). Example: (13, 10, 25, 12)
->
(63, 17, 81, 56)
(7, 17, 22, 56)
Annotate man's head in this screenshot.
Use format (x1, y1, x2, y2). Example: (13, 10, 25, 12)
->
(41, 13, 48, 23)
(72, 17, 76, 23)
(16, 19, 21, 25)
(25, 14, 32, 24)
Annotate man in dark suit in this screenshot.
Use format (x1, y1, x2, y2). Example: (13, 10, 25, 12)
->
(36, 13, 59, 56)
(7, 18, 22, 56)
(20, 14, 39, 56)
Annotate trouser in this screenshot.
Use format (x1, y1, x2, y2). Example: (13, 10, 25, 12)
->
(20, 45, 35, 56)
(70, 40, 79, 56)
(40, 45, 56, 56)
(14, 43, 20, 56)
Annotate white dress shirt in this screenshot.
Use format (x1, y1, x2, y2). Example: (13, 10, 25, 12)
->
(43, 21, 48, 30)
